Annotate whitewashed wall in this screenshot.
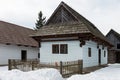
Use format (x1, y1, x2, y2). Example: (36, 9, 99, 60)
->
(82, 41, 98, 67)
(82, 41, 108, 67)
(40, 41, 82, 62)
(40, 40, 108, 68)
(0, 44, 39, 65)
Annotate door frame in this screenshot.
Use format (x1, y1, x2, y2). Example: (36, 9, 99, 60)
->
(98, 49, 101, 65)
(21, 50, 27, 61)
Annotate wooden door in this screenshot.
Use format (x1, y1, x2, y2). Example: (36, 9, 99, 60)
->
(98, 49, 101, 65)
(21, 50, 27, 61)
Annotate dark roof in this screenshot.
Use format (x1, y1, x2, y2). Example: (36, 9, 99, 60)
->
(32, 1, 111, 46)
(0, 21, 38, 47)
(33, 22, 90, 36)
(106, 29, 120, 41)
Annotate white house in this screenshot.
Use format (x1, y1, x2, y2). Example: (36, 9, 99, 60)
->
(32, 2, 112, 68)
(0, 21, 39, 65)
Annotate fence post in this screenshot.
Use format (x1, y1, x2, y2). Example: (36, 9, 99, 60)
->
(13, 60, 15, 68)
(60, 61, 63, 75)
(8, 59, 12, 70)
(32, 61, 34, 70)
(78, 60, 83, 74)
(32, 61, 35, 70)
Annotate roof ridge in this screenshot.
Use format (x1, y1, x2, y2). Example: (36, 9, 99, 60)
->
(111, 29, 120, 39)
(106, 29, 120, 36)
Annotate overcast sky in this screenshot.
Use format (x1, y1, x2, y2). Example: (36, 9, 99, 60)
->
(0, 0, 120, 35)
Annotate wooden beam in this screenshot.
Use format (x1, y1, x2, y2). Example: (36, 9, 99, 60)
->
(80, 40, 85, 47)
(39, 42, 41, 48)
(6, 43, 10, 45)
(78, 37, 86, 47)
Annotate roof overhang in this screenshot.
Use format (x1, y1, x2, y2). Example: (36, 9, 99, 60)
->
(32, 33, 113, 47)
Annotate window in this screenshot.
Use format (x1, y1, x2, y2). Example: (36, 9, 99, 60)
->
(104, 51, 106, 57)
(52, 44, 68, 54)
(52, 44, 59, 54)
(38, 53, 40, 58)
(60, 44, 68, 54)
(117, 44, 120, 49)
(88, 48, 91, 57)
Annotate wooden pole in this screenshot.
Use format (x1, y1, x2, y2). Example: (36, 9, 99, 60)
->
(60, 61, 63, 75)
(8, 59, 11, 70)
(78, 60, 83, 74)
(32, 61, 34, 70)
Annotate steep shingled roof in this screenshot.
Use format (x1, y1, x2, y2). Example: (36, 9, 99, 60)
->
(106, 29, 120, 41)
(32, 1, 111, 46)
(0, 21, 38, 47)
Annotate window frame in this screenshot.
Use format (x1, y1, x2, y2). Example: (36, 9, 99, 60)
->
(52, 44, 59, 54)
(60, 44, 68, 54)
(117, 43, 120, 49)
(88, 48, 91, 57)
(52, 44, 68, 54)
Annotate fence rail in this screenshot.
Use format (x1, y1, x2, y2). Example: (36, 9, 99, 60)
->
(8, 59, 83, 77)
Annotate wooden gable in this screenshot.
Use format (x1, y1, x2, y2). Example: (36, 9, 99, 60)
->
(106, 29, 120, 49)
(46, 2, 79, 25)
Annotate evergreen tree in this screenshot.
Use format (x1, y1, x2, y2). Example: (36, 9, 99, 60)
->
(35, 11, 46, 30)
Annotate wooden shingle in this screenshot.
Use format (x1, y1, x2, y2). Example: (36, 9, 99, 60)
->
(0, 21, 38, 47)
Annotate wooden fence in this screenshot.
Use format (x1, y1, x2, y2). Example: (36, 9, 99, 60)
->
(8, 59, 83, 77)
(8, 59, 39, 71)
(60, 60, 83, 77)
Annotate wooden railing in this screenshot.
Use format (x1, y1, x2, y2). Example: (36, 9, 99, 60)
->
(8, 59, 83, 77)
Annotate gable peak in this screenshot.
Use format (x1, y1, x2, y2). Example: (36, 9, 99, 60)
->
(46, 1, 80, 25)
(110, 29, 117, 34)
(60, 1, 65, 5)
